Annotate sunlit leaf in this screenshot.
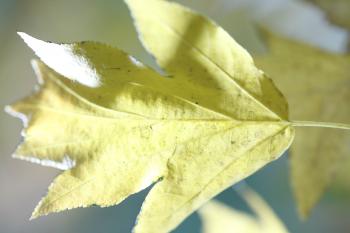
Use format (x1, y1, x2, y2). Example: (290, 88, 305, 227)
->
(5, 0, 297, 232)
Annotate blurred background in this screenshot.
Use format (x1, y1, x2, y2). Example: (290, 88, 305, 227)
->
(0, 0, 349, 232)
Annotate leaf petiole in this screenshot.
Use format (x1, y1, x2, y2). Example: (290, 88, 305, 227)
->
(291, 120, 350, 130)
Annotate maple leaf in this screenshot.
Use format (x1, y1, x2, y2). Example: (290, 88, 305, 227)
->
(198, 187, 289, 233)
(255, 31, 350, 217)
(5, 0, 296, 232)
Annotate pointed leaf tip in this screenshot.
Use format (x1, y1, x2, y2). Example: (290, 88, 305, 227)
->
(17, 31, 28, 40)
(17, 32, 101, 88)
(18, 32, 38, 43)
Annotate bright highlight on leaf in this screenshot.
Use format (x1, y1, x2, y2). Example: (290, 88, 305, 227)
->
(199, 187, 289, 233)
(17, 32, 101, 88)
(5, 0, 350, 232)
(255, 31, 350, 217)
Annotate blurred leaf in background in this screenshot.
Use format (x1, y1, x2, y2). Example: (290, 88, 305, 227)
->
(199, 187, 289, 233)
(308, 0, 350, 31)
(255, 31, 350, 217)
(308, 0, 350, 196)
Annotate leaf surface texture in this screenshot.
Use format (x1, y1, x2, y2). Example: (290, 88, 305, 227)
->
(8, 1, 295, 232)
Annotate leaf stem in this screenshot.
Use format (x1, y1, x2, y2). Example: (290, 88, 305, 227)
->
(291, 120, 350, 130)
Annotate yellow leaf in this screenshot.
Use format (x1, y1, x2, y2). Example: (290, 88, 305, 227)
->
(254, 31, 350, 217)
(126, 0, 289, 121)
(5, 1, 295, 232)
(199, 187, 289, 233)
(308, 0, 350, 30)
